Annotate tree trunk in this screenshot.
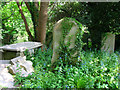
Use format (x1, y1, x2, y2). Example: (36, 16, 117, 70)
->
(25, 2, 39, 41)
(16, 1, 49, 50)
(37, 2, 49, 49)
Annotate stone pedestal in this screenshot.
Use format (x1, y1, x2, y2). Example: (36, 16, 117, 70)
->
(101, 32, 115, 53)
(2, 51, 20, 60)
(0, 42, 42, 60)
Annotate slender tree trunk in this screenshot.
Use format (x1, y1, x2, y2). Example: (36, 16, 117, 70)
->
(37, 2, 49, 49)
(16, 1, 34, 41)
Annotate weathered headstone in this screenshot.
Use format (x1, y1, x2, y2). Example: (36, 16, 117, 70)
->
(101, 32, 115, 53)
(51, 18, 83, 67)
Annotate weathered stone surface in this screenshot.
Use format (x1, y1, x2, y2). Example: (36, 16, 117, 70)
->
(0, 60, 11, 64)
(2, 51, 19, 60)
(101, 32, 115, 53)
(0, 42, 42, 60)
(0, 68, 15, 88)
(51, 18, 83, 66)
(0, 42, 42, 52)
(19, 60, 34, 73)
(11, 56, 26, 65)
(0, 64, 11, 68)
(8, 56, 34, 77)
(8, 64, 31, 77)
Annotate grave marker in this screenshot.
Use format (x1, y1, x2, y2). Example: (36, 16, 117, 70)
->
(101, 32, 115, 53)
(51, 18, 83, 67)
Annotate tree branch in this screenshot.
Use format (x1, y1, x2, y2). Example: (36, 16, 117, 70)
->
(2, 13, 14, 21)
(24, 2, 31, 13)
(16, 0, 34, 41)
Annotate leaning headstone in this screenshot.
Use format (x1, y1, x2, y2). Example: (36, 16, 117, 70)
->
(51, 18, 83, 67)
(101, 32, 115, 53)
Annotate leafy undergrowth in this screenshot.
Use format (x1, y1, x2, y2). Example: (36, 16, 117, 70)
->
(14, 48, 119, 88)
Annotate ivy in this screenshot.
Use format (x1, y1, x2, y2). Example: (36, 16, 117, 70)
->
(58, 18, 84, 66)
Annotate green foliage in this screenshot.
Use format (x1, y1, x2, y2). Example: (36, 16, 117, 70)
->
(48, 2, 88, 25)
(49, 2, 120, 34)
(88, 2, 120, 34)
(1, 2, 33, 45)
(88, 2, 120, 49)
(48, 2, 120, 49)
(14, 48, 119, 88)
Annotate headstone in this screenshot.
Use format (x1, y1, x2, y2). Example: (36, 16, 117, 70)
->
(51, 18, 83, 67)
(101, 32, 115, 53)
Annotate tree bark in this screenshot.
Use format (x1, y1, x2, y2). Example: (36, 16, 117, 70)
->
(16, 1, 49, 50)
(37, 2, 49, 49)
(16, 1, 34, 41)
(25, 2, 39, 41)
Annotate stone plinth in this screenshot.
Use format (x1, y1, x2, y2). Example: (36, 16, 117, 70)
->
(0, 42, 42, 60)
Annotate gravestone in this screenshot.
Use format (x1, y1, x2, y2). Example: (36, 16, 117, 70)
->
(101, 32, 115, 53)
(51, 18, 83, 67)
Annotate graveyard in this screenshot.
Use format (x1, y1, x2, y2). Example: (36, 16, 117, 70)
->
(0, 1, 120, 89)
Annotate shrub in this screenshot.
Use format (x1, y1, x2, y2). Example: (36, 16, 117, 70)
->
(14, 48, 119, 88)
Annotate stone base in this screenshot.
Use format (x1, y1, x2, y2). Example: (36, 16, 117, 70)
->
(0, 60, 11, 64)
(2, 51, 20, 60)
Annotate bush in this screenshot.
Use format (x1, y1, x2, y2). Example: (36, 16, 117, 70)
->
(14, 48, 119, 88)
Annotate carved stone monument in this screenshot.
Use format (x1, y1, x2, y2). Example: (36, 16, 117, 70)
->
(8, 56, 34, 77)
(51, 18, 83, 67)
(101, 32, 115, 53)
